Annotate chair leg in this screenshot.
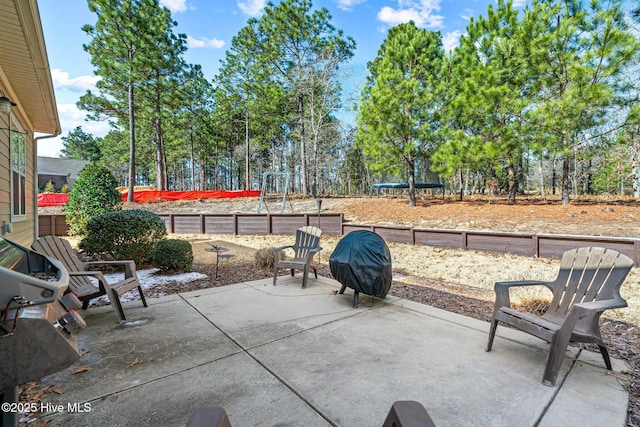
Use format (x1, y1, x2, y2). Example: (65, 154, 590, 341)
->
(313, 266, 317, 279)
(542, 331, 572, 387)
(106, 289, 127, 323)
(301, 265, 309, 289)
(486, 319, 498, 352)
(138, 286, 148, 308)
(598, 344, 613, 370)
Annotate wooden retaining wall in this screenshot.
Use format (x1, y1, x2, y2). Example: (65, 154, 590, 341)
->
(38, 214, 640, 265)
(342, 223, 640, 266)
(159, 213, 343, 235)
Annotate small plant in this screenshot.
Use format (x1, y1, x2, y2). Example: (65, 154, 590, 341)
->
(60, 183, 69, 194)
(152, 239, 194, 272)
(44, 180, 56, 193)
(254, 247, 281, 270)
(79, 209, 167, 264)
(66, 164, 121, 236)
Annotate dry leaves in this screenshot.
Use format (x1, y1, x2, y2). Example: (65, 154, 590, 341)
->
(125, 357, 144, 367)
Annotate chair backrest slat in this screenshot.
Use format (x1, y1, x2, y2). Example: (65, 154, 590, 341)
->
(293, 226, 321, 259)
(544, 247, 632, 323)
(33, 236, 95, 293)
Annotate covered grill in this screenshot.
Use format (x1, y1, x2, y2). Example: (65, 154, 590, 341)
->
(0, 236, 85, 427)
(329, 230, 392, 307)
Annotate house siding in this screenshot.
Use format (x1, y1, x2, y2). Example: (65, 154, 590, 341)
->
(0, 108, 36, 246)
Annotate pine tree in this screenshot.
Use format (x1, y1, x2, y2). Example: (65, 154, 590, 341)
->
(356, 22, 444, 206)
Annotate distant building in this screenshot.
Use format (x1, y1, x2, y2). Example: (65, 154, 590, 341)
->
(37, 157, 89, 192)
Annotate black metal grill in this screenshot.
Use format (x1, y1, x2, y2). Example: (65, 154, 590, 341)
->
(329, 230, 392, 307)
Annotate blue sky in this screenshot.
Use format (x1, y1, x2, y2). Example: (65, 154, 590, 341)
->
(36, 0, 529, 157)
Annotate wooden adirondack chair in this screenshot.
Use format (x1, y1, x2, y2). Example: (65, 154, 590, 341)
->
(486, 246, 633, 386)
(32, 235, 147, 323)
(273, 226, 322, 289)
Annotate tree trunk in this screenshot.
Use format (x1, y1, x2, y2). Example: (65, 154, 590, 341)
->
(633, 142, 640, 198)
(408, 159, 416, 207)
(507, 161, 516, 204)
(154, 115, 167, 191)
(552, 157, 557, 195)
(127, 82, 136, 202)
(538, 160, 545, 197)
(561, 153, 570, 205)
(298, 94, 308, 196)
(245, 111, 250, 190)
(518, 154, 525, 195)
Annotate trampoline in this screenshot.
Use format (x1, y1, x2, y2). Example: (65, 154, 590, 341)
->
(372, 182, 444, 198)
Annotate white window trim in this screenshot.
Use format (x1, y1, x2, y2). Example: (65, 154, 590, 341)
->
(10, 116, 27, 222)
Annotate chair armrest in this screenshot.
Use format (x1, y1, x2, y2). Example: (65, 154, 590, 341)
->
(69, 270, 109, 292)
(494, 280, 549, 289)
(493, 280, 551, 310)
(557, 298, 629, 336)
(85, 260, 137, 279)
(571, 299, 628, 314)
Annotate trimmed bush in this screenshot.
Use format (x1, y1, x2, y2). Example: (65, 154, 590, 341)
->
(60, 183, 69, 194)
(66, 164, 121, 236)
(79, 209, 167, 264)
(152, 239, 194, 272)
(44, 180, 56, 193)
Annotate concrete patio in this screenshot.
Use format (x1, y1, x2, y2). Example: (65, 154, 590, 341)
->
(37, 274, 629, 426)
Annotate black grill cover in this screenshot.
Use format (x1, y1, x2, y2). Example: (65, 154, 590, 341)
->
(329, 230, 392, 298)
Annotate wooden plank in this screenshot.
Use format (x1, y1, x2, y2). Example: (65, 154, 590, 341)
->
(373, 226, 413, 244)
(237, 215, 269, 235)
(309, 213, 343, 235)
(271, 215, 306, 235)
(158, 215, 172, 233)
(538, 234, 637, 261)
(413, 229, 463, 249)
(466, 232, 534, 256)
(342, 224, 374, 234)
(203, 215, 235, 234)
(172, 215, 203, 234)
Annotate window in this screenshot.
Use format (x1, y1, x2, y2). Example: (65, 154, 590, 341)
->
(11, 130, 26, 220)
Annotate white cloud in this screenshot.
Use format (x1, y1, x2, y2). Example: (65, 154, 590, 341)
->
(512, 0, 527, 7)
(460, 8, 474, 21)
(238, 0, 265, 17)
(57, 104, 111, 137)
(186, 35, 225, 49)
(51, 69, 100, 92)
(160, 0, 187, 13)
(38, 104, 112, 157)
(335, 0, 367, 12)
(442, 31, 462, 53)
(377, 0, 444, 28)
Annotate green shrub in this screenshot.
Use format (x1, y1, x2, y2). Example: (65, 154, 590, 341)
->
(79, 209, 167, 264)
(66, 164, 121, 236)
(60, 183, 69, 194)
(152, 239, 194, 272)
(44, 180, 56, 193)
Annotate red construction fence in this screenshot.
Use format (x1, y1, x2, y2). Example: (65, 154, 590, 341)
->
(37, 190, 261, 207)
